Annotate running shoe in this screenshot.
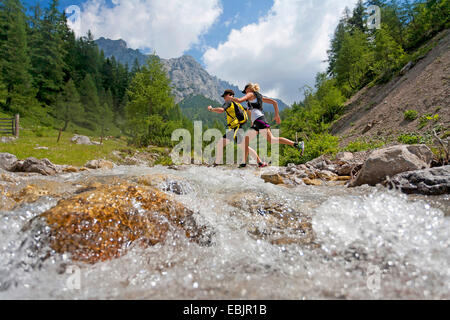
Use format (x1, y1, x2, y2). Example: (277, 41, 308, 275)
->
(258, 162, 269, 168)
(297, 141, 305, 156)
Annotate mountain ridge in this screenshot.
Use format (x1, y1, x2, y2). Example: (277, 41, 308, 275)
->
(94, 37, 289, 112)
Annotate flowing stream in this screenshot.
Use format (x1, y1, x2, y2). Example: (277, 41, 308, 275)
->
(0, 165, 449, 299)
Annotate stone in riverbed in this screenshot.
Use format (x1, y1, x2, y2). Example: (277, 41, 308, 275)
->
(349, 145, 433, 187)
(32, 183, 209, 263)
(386, 166, 450, 195)
(10, 157, 61, 175)
(84, 159, 115, 170)
(0, 153, 17, 171)
(303, 178, 323, 186)
(136, 174, 193, 195)
(261, 173, 285, 185)
(227, 192, 315, 246)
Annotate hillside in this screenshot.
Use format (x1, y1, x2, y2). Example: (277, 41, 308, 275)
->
(331, 29, 450, 146)
(178, 95, 224, 128)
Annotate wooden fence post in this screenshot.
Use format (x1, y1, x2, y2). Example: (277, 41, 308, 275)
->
(14, 114, 19, 137)
(57, 128, 62, 143)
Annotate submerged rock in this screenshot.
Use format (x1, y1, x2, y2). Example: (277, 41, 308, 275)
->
(386, 166, 450, 195)
(136, 174, 194, 195)
(34, 183, 208, 264)
(227, 192, 316, 246)
(349, 145, 433, 187)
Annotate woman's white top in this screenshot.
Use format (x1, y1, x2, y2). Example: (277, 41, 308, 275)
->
(248, 99, 264, 123)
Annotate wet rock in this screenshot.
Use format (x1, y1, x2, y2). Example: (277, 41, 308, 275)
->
(303, 178, 323, 186)
(71, 135, 93, 145)
(0, 185, 15, 211)
(34, 183, 207, 264)
(261, 173, 285, 185)
(136, 174, 193, 195)
(10, 157, 61, 176)
(386, 166, 450, 195)
(0, 172, 18, 183)
(61, 165, 79, 173)
(227, 192, 315, 246)
(0, 153, 17, 171)
(84, 159, 115, 170)
(6, 181, 72, 204)
(316, 170, 338, 181)
(349, 145, 433, 187)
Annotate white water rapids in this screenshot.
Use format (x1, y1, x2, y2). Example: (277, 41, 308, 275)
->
(0, 165, 449, 299)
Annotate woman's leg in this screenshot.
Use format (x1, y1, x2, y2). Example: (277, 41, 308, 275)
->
(215, 138, 230, 164)
(240, 129, 260, 163)
(261, 129, 295, 146)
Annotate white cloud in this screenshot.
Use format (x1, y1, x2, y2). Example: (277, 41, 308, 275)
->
(203, 0, 356, 105)
(74, 0, 222, 58)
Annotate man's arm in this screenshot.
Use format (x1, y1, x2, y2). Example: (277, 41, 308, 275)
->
(208, 106, 225, 114)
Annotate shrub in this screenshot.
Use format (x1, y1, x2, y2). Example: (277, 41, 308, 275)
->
(344, 138, 385, 152)
(280, 133, 339, 165)
(404, 110, 419, 121)
(418, 114, 439, 129)
(397, 133, 423, 144)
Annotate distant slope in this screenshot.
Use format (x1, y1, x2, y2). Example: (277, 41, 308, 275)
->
(330, 29, 450, 146)
(94, 38, 290, 111)
(178, 95, 224, 128)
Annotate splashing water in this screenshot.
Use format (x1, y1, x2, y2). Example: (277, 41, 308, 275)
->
(0, 165, 448, 299)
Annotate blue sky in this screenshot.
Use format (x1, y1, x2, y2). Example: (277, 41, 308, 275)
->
(23, 0, 358, 104)
(23, 0, 274, 62)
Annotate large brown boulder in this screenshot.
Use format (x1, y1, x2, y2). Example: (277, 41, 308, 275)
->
(349, 145, 433, 187)
(35, 182, 207, 264)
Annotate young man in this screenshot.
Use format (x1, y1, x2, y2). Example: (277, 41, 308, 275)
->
(208, 89, 268, 167)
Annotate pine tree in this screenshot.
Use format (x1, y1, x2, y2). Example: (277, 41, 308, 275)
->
(0, 0, 36, 113)
(348, 0, 367, 33)
(78, 73, 100, 131)
(125, 55, 175, 142)
(55, 79, 83, 131)
(131, 58, 141, 75)
(373, 26, 406, 78)
(99, 102, 113, 139)
(29, 0, 67, 106)
(327, 17, 349, 76)
(334, 29, 372, 93)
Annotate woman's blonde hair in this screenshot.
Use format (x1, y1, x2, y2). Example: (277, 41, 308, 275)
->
(245, 83, 260, 92)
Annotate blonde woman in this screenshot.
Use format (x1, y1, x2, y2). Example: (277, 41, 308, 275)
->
(230, 83, 304, 167)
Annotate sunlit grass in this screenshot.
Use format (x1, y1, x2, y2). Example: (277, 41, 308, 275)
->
(1, 109, 130, 167)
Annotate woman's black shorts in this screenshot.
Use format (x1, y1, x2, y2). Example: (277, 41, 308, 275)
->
(251, 116, 271, 132)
